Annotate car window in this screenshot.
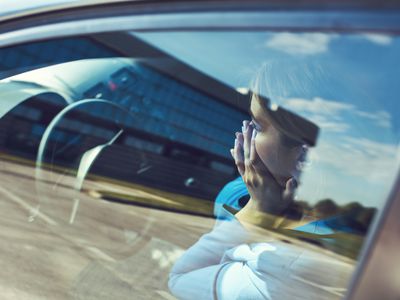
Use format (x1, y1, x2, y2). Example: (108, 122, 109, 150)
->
(0, 15, 399, 300)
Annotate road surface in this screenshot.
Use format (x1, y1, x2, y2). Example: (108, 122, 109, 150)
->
(0, 159, 355, 299)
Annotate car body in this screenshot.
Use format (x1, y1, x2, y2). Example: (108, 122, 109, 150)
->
(0, 1, 399, 299)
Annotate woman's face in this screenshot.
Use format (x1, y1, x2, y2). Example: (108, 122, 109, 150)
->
(249, 96, 307, 186)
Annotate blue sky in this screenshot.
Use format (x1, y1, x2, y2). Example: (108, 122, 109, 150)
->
(136, 31, 400, 208)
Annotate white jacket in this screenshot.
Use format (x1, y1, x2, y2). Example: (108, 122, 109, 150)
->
(169, 210, 353, 300)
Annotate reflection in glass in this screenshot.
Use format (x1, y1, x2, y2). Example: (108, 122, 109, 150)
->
(0, 28, 398, 300)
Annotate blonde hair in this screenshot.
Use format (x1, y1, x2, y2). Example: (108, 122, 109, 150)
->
(250, 59, 326, 106)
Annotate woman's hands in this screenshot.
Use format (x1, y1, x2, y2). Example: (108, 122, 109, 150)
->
(230, 121, 297, 222)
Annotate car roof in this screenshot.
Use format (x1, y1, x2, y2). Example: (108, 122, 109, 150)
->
(0, 1, 153, 22)
(0, 0, 81, 18)
(1, 0, 399, 21)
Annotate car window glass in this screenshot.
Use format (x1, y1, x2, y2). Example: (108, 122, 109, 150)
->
(0, 27, 399, 299)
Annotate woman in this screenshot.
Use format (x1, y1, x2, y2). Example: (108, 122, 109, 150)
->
(168, 67, 352, 299)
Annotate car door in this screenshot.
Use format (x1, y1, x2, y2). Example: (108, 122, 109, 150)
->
(0, 1, 399, 299)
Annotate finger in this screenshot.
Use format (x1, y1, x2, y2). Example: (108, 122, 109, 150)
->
(234, 138, 245, 176)
(248, 129, 273, 178)
(242, 120, 251, 161)
(283, 177, 297, 202)
(236, 132, 244, 148)
(249, 129, 257, 163)
(234, 133, 244, 162)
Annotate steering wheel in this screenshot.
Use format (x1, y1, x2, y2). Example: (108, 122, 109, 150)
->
(31, 97, 159, 262)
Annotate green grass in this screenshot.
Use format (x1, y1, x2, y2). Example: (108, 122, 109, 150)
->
(95, 189, 215, 218)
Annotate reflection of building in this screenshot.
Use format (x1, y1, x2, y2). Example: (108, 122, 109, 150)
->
(0, 34, 249, 200)
(81, 59, 247, 161)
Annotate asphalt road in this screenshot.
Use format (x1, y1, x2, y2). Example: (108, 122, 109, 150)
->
(0, 160, 355, 299)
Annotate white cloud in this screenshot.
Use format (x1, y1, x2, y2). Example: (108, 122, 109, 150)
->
(282, 97, 392, 131)
(283, 97, 354, 115)
(362, 33, 393, 46)
(312, 137, 399, 184)
(265, 33, 335, 55)
(307, 115, 350, 133)
(288, 98, 397, 205)
(236, 87, 250, 95)
(355, 110, 392, 128)
(282, 97, 353, 132)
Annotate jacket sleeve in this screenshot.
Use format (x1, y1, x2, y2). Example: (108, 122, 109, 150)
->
(168, 209, 249, 300)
